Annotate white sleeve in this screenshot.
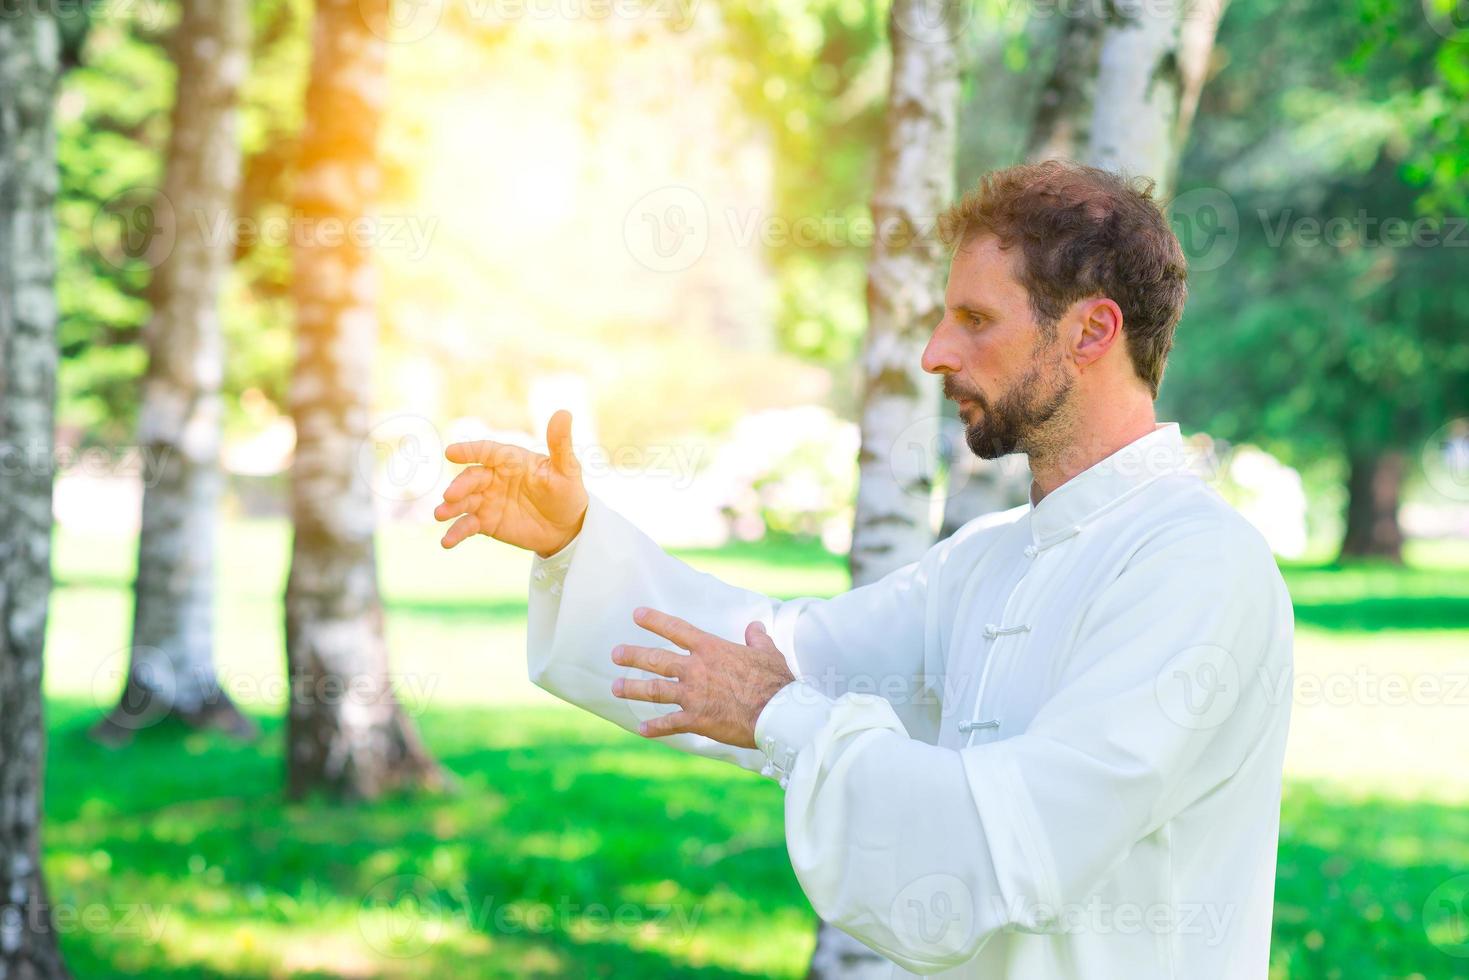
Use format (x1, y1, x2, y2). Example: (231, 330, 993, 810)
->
(525, 494, 951, 773)
(752, 521, 1294, 973)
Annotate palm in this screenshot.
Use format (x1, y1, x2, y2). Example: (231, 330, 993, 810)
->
(436, 410, 588, 556)
(468, 449, 581, 545)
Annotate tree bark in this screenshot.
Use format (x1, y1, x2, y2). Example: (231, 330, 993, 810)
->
(813, 0, 961, 974)
(845, 0, 962, 589)
(284, 0, 444, 801)
(1086, 0, 1186, 185)
(1025, 5, 1105, 163)
(1175, 0, 1230, 152)
(0, 9, 71, 979)
(92, 0, 257, 746)
(1339, 450, 1405, 563)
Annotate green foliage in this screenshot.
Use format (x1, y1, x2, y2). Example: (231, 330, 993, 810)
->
(54, 0, 312, 445)
(223, 0, 313, 424)
(55, 5, 173, 442)
(713, 0, 892, 368)
(1360, 0, 1469, 213)
(1164, 0, 1469, 473)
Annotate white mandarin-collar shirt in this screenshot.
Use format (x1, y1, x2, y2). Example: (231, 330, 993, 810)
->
(526, 422, 1294, 978)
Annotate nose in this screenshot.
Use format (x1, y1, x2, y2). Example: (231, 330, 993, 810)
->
(921, 318, 960, 375)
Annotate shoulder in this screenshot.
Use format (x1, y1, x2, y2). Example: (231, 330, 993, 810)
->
(1119, 474, 1293, 629)
(1135, 475, 1279, 569)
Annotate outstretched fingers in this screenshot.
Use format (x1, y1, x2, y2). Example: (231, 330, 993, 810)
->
(637, 710, 695, 739)
(611, 643, 685, 678)
(440, 515, 480, 549)
(445, 440, 503, 466)
(444, 439, 534, 473)
(434, 492, 481, 523)
(440, 466, 493, 504)
(632, 607, 708, 651)
(611, 676, 681, 705)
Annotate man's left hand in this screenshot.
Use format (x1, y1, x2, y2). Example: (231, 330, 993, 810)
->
(610, 607, 795, 748)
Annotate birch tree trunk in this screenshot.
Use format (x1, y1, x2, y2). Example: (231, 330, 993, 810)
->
(0, 9, 71, 978)
(1175, 0, 1230, 151)
(284, 0, 444, 801)
(942, 0, 1228, 538)
(92, 0, 256, 745)
(1086, 0, 1186, 184)
(1025, 5, 1105, 163)
(844, 0, 962, 588)
(1073, 0, 1228, 188)
(811, 0, 961, 974)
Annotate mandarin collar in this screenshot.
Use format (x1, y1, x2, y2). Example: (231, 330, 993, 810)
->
(1026, 423, 1194, 550)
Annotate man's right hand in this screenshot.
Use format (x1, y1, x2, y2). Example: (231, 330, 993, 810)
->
(435, 409, 589, 558)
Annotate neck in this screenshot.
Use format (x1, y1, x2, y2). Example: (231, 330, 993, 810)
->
(1027, 398, 1158, 503)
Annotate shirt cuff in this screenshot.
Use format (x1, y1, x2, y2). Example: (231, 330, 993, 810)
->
(754, 680, 837, 789)
(529, 533, 580, 596)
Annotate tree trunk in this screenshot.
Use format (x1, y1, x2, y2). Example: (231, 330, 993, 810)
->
(1175, 0, 1230, 152)
(814, 0, 961, 973)
(845, 0, 962, 588)
(1026, 0, 1219, 187)
(1025, 5, 1105, 163)
(0, 9, 71, 979)
(1339, 450, 1405, 563)
(92, 0, 256, 746)
(1086, 0, 1186, 184)
(284, 0, 444, 801)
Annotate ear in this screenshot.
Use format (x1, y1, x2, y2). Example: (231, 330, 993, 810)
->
(1071, 297, 1124, 369)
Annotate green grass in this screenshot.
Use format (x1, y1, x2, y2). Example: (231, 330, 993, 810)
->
(39, 519, 1469, 977)
(43, 701, 806, 978)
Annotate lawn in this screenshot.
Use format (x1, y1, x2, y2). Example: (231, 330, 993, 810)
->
(39, 518, 1469, 978)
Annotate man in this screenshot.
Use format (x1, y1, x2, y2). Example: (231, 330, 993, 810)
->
(435, 162, 1294, 978)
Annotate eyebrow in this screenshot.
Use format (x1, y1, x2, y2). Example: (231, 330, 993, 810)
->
(951, 302, 1000, 318)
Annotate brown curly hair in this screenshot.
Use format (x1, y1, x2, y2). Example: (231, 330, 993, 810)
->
(937, 160, 1189, 398)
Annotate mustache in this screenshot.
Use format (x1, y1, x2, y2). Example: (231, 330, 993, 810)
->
(943, 376, 987, 409)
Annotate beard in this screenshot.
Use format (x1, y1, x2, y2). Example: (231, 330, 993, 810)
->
(944, 348, 1075, 460)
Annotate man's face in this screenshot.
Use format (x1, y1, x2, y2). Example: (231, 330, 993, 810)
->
(921, 234, 1076, 459)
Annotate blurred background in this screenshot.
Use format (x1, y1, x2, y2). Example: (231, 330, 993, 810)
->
(1, 0, 1467, 976)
